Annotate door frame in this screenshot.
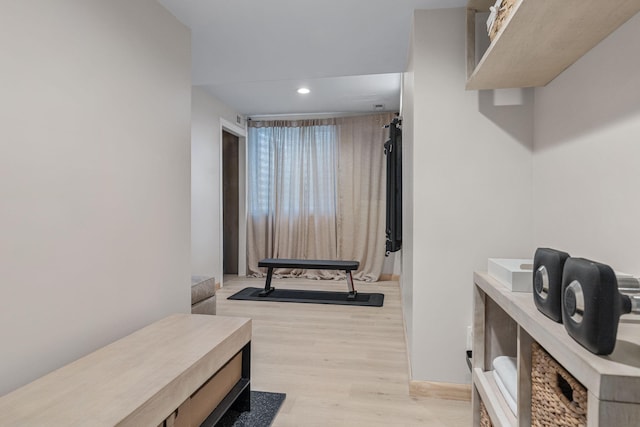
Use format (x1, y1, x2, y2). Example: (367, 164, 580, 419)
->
(219, 118, 247, 284)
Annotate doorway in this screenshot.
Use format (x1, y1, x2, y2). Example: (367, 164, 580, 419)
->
(222, 130, 239, 274)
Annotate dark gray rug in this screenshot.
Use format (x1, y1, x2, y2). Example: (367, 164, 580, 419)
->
(228, 287, 384, 307)
(214, 391, 286, 427)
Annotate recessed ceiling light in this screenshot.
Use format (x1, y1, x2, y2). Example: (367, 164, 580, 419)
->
(297, 87, 310, 94)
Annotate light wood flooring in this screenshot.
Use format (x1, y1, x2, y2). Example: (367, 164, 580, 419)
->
(217, 276, 471, 426)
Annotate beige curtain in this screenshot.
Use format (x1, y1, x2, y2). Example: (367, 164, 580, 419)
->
(246, 113, 394, 281)
(247, 119, 339, 279)
(337, 113, 394, 281)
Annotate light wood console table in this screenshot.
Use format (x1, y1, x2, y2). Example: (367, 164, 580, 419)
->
(0, 314, 251, 426)
(472, 272, 640, 426)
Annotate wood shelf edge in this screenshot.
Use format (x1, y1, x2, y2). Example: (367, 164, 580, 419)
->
(465, 0, 640, 90)
(473, 368, 517, 427)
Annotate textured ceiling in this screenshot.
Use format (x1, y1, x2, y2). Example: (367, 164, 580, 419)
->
(158, 0, 467, 115)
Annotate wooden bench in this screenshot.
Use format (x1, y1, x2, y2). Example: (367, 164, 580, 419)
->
(0, 314, 251, 427)
(258, 258, 360, 300)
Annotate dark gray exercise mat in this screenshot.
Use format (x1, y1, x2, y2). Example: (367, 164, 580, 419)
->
(214, 391, 286, 427)
(228, 287, 384, 307)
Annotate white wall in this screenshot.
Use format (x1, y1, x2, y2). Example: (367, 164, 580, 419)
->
(191, 87, 245, 282)
(401, 46, 415, 358)
(0, 0, 191, 395)
(533, 13, 640, 275)
(405, 8, 533, 384)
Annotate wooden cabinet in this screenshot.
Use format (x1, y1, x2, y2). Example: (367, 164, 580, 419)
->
(466, 0, 640, 90)
(472, 272, 640, 426)
(0, 314, 251, 427)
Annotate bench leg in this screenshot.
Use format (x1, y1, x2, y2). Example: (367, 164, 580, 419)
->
(232, 343, 251, 413)
(258, 267, 275, 297)
(346, 270, 357, 300)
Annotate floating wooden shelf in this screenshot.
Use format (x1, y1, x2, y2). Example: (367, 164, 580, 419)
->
(466, 0, 640, 90)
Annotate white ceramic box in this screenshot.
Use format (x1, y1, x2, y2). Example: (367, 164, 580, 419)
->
(488, 258, 533, 292)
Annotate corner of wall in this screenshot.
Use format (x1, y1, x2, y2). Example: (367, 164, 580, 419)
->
(191, 88, 244, 284)
(407, 7, 533, 384)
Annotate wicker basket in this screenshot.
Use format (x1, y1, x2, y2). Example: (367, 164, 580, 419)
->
(531, 342, 587, 427)
(480, 400, 493, 427)
(489, 0, 517, 41)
